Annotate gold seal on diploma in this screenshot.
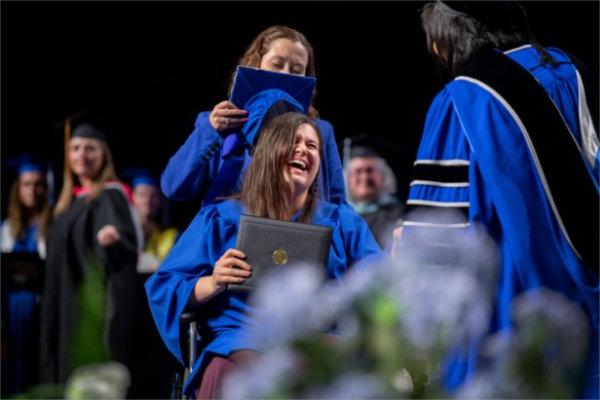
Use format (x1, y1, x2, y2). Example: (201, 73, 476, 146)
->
(272, 248, 288, 265)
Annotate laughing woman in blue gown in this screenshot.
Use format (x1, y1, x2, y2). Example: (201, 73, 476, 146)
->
(146, 112, 381, 398)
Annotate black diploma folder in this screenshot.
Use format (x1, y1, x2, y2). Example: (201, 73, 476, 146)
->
(229, 214, 332, 291)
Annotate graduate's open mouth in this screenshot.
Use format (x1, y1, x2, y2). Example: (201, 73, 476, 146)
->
(289, 159, 308, 172)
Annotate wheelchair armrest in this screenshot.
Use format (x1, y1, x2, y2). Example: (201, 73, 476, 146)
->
(179, 312, 201, 372)
(180, 312, 198, 324)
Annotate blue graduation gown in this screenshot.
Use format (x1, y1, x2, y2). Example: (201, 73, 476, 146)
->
(1, 223, 40, 254)
(405, 45, 599, 396)
(1, 221, 43, 395)
(145, 200, 381, 396)
(160, 112, 347, 205)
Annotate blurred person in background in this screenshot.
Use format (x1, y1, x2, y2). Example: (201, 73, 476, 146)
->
(124, 169, 181, 398)
(40, 114, 142, 392)
(345, 137, 404, 248)
(129, 170, 178, 273)
(1, 156, 51, 396)
(2, 156, 50, 257)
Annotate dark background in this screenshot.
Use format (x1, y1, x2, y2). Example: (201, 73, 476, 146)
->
(2, 1, 598, 227)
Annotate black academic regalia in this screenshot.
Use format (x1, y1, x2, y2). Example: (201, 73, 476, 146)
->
(362, 203, 404, 248)
(40, 185, 140, 384)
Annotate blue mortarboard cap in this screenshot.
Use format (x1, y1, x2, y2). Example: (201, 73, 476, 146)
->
(7, 154, 47, 175)
(121, 168, 159, 189)
(240, 88, 304, 147)
(133, 175, 159, 189)
(230, 66, 316, 113)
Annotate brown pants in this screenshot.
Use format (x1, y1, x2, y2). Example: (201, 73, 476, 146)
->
(194, 350, 259, 400)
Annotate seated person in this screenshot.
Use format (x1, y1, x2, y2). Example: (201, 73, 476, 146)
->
(145, 112, 381, 399)
(346, 143, 404, 247)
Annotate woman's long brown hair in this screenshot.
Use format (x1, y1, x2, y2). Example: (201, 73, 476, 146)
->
(229, 25, 319, 118)
(54, 118, 119, 216)
(240, 112, 322, 224)
(7, 176, 51, 241)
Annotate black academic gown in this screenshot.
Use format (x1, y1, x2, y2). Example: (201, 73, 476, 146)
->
(362, 202, 404, 248)
(40, 185, 140, 384)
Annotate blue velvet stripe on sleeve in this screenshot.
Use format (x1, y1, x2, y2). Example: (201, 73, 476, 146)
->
(446, 48, 599, 396)
(404, 45, 599, 396)
(405, 90, 472, 229)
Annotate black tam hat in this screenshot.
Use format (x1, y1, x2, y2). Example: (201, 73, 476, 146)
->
(62, 110, 110, 143)
(343, 134, 403, 162)
(72, 123, 107, 141)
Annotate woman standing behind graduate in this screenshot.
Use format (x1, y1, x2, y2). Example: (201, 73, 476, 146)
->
(40, 115, 142, 386)
(161, 25, 346, 206)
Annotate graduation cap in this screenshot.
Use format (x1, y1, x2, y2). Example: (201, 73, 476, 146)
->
(120, 168, 160, 189)
(72, 123, 107, 142)
(340, 133, 407, 165)
(240, 88, 305, 147)
(5, 154, 55, 203)
(230, 66, 316, 112)
(6, 154, 48, 175)
(443, 1, 528, 33)
(56, 110, 113, 144)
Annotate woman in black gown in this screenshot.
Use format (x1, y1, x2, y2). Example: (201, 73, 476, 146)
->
(40, 117, 141, 386)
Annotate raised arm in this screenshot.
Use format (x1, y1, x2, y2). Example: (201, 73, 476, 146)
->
(161, 102, 248, 201)
(160, 112, 223, 201)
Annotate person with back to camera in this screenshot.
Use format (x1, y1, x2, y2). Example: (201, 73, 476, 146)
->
(160, 25, 346, 207)
(40, 115, 142, 387)
(398, 1, 598, 396)
(146, 112, 381, 399)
